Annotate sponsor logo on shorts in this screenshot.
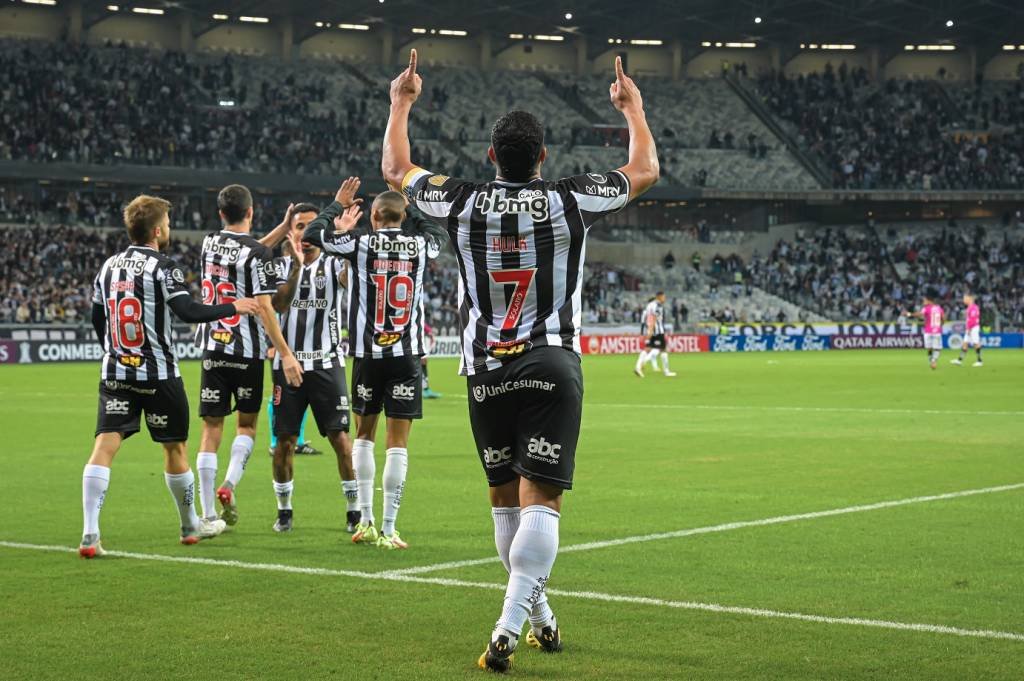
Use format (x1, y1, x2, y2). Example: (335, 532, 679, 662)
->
(356, 384, 373, 401)
(392, 384, 416, 401)
(104, 381, 157, 395)
(236, 387, 254, 401)
(526, 437, 561, 464)
(203, 358, 250, 370)
(472, 379, 557, 403)
(375, 332, 403, 347)
(200, 387, 221, 403)
(118, 354, 143, 368)
(105, 398, 131, 415)
(146, 413, 169, 428)
(337, 396, 349, 411)
(482, 446, 512, 467)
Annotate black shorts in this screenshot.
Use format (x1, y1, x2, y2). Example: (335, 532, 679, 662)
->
(272, 364, 350, 437)
(95, 378, 190, 443)
(467, 346, 583, 490)
(351, 355, 422, 419)
(646, 334, 667, 350)
(198, 351, 265, 417)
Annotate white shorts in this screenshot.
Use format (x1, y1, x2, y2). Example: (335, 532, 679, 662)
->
(963, 327, 981, 346)
(923, 333, 943, 350)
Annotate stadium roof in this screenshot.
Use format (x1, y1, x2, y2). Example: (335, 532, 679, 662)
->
(83, 0, 1023, 49)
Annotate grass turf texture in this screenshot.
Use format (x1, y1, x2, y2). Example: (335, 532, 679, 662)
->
(1, 349, 1022, 680)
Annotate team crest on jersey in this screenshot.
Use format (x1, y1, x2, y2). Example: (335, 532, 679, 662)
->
(212, 329, 234, 345)
(171, 268, 185, 283)
(587, 173, 608, 183)
(315, 275, 327, 289)
(375, 332, 402, 347)
(118, 355, 143, 368)
(428, 174, 450, 186)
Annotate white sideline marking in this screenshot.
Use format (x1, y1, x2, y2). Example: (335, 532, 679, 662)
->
(2, 540, 1021, 643)
(384, 482, 1024, 576)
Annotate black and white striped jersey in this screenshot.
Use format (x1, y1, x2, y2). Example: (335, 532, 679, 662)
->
(194, 230, 277, 359)
(643, 300, 665, 335)
(402, 168, 631, 375)
(313, 217, 440, 359)
(272, 254, 347, 370)
(92, 246, 190, 381)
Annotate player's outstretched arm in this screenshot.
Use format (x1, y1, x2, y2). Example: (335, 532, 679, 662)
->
(302, 178, 363, 247)
(382, 49, 423, 190)
(168, 295, 259, 323)
(257, 295, 303, 386)
(259, 203, 296, 248)
(610, 56, 659, 200)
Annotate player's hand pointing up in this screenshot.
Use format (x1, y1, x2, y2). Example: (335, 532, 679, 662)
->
(610, 55, 643, 113)
(390, 48, 422, 106)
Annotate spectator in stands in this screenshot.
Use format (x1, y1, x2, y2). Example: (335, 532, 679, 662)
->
(663, 251, 676, 269)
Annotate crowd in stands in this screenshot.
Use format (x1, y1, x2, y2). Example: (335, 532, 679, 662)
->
(747, 225, 1024, 327)
(757, 63, 1024, 190)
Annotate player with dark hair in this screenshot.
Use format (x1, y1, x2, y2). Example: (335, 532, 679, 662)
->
(904, 288, 945, 370)
(634, 291, 675, 377)
(303, 183, 441, 549)
(266, 193, 360, 533)
(382, 50, 659, 671)
(193, 185, 302, 529)
(81, 195, 261, 557)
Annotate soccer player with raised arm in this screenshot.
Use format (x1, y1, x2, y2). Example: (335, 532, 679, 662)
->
(951, 293, 983, 367)
(381, 50, 659, 671)
(81, 195, 261, 557)
(303, 181, 441, 550)
(266, 197, 360, 533)
(634, 291, 676, 378)
(194, 186, 303, 529)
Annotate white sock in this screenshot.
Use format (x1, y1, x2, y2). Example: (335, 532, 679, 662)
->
(661, 353, 671, 373)
(165, 470, 200, 532)
(197, 451, 218, 520)
(635, 351, 648, 370)
(647, 348, 660, 369)
(82, 464, 110, 537)
(381, 448, 408, 536)
(494, 505, 560, 642)
(342, 479, 358, 512)
(352, 438, 376, 524)
(273, 480, 293, 510)
(493, 507, 556, 630)
(224, 435, 254, 489)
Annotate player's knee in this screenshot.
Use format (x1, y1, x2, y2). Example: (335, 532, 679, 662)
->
(162, 442, 190, 473)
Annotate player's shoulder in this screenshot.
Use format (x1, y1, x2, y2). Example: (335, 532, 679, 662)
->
(548, 170, 630, 193)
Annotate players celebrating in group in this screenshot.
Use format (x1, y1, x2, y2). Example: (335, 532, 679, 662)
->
(383, 49, 658, 670)
(303, 179, 440, 549)
(81, 195, 261, 557)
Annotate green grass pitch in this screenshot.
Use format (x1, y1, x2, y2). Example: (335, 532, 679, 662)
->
(1, 349, 1022, 680)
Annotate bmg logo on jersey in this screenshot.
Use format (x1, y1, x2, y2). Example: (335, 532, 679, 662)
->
(482, 446, 512, 467)
(474, 189, 549, 221)
(526, 437, 561, 464)
(146, 413, 169, 428)
(201, 387, 221, 403)
(392, 383, 416, 401)
(104, 398, 131, 415)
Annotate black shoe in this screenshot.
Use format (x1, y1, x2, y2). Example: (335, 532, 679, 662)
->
(345, 510, 360, 534)
(273, 509, 293, 533)
(477, 635, 515, 673)
(525, 624, 562, 653)
(295, 442, 322, 456)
